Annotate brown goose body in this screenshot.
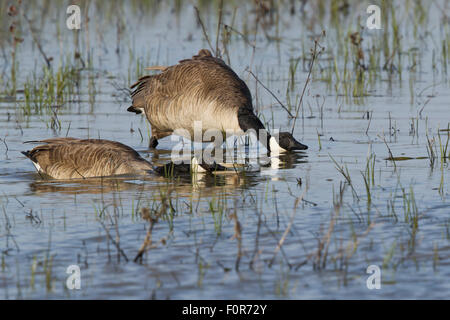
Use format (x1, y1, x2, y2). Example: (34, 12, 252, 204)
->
(129, 49, 308, 152)
(22, 138, 153, 179)
(129, 49, 255, 146)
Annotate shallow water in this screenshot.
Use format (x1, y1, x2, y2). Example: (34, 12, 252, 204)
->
(0, 1, 449, 299)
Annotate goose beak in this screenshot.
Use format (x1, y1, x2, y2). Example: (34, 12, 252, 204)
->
(290, 139, 308, 151)
(278, 132, 308, 151)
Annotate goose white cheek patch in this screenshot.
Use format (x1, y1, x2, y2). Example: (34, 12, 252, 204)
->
(191, 157, 207, 173)
(269, 136, 287, 153)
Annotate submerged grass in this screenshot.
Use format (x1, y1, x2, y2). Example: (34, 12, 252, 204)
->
(0, 0, 448, 299)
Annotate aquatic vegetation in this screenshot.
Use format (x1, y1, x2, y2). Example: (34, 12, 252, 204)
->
(0, 0, 448, 300)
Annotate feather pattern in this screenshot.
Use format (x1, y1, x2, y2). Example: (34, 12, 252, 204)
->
(22, 138, 153, 179)
(129, 49, 253, 140)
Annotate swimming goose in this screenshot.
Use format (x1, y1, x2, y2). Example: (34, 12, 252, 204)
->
(128, 49, 308, 152)
(22, 138, 225, 179)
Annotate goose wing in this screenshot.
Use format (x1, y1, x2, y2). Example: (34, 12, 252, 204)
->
(129, 49, 253, 114)
(22, 138, 151, 179)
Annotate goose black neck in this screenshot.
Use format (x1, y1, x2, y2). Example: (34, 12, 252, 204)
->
(237, 107, 271, 152)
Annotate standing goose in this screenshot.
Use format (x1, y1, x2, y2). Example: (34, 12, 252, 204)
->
(128, 49, 307, 152)
(22, 138, 224, 180)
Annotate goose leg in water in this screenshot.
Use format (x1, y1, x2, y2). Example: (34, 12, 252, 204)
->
(149, 136, 158, 149)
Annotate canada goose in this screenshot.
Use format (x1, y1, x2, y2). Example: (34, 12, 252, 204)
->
(128, 49, 308, 152)
(22, 138, 225, 180)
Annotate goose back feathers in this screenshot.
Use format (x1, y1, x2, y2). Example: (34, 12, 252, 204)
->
(22, 138, 153, 179)
(129, 49, 253, 141)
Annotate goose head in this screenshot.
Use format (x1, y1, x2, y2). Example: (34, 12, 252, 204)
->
(191, 157, 227, 173)
(269, 132, 308, 152)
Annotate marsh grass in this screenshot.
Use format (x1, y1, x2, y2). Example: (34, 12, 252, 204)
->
(0, 0, 448, 299)
(329, 154, 359, 201)
(19, 60, 81, 131)
(361, 152, 376, 209)
(208, 195, 226, 236)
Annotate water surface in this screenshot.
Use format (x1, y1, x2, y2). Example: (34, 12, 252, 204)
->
(0, 0, 449, 299)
